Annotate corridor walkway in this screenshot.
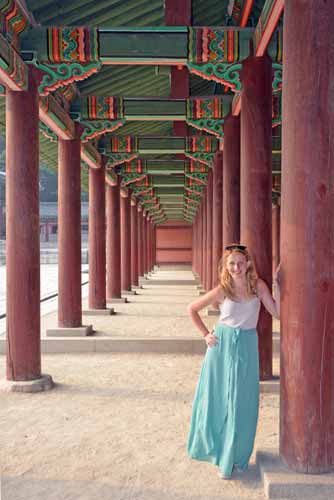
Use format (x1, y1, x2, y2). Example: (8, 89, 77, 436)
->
(0, 268, 279, 500)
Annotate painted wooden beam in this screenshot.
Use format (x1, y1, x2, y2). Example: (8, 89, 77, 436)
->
(240, 0, 255, 27)
(21, 26, 282, 67)
(39, 94, 75, 140)
(254, 0, 284, 57)
(101, 135, 219, 154)
(0, 32, 28, 90)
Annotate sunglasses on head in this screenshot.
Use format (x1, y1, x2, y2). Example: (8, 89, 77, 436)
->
(224, 244, 247, 251)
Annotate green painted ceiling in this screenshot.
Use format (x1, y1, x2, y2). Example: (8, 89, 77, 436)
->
(11, 1, 282, 222)
(26, 0, 267, 27)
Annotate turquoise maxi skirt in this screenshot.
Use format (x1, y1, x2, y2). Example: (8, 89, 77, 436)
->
(187, 323, 259, 476)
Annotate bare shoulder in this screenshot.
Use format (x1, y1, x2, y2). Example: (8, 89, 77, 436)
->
(212, 284, 225, 301)
(187, 284, 225, 312)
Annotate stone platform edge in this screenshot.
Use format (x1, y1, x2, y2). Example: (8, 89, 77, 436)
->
(256, 448, 334, 499)
(0, 336, 207, 355)
(0, 338, 279, 393)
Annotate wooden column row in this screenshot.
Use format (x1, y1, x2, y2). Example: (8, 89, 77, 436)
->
(5, 67, 155, 384)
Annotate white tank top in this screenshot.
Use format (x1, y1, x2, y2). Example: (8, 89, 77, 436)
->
(219, 296, 261, 329)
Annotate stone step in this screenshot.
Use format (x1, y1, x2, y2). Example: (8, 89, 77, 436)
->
(139, 279, 199, 286)
(0, 337, 280, 394)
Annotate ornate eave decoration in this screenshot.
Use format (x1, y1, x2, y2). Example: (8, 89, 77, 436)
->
(186, 96, 226, 137)
(39, 94, 76, 139)
(39, 121, 58, 143)
(122, 174, 147, 186)
(105, 171, 118, 186)
(272, 63, 282, 91)
(187, 27, 250, 89)
(186, 135, 216, 152)
(36, 61, 101, 95)
(187, 118, 224, 138)
(185, 178, 206, 194)
(185, 173, 208, 185)
(81, 141, 102, 169)
(184, 152, 214, 166)
(80, 119, 125, 142)
(0, 0, 29, 45)
(188, 61, 242, 90)
(106, 153, 138, 168)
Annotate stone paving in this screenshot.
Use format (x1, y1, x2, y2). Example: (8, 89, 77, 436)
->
(0, 267, 281, 500)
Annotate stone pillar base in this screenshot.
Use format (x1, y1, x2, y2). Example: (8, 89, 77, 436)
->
(46, 325, 93, 337)
(82, 308, 115, 316)
(0, 373, 54, 393)
(107, 297, 128, 303)
(122, 290, 137, 295)
(256, 448, 334, 498)
(132, 285, 143, 290)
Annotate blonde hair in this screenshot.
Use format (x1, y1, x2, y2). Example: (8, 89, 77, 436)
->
(218, 247, 258, 299)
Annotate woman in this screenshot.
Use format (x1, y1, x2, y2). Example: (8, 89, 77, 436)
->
(187, 244, 280, 479)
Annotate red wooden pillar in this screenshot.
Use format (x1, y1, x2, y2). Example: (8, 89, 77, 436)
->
(137, 204, 144, 277)
(196, 214, 200, 276)
(146, 215, 151, 272)
(212, 153, 223, 286)
(206, 169, 213, 290)
(88, 159, 106, 310)
(58, 123, 83, 328)
(192, 217, 195, 273)
(152, 223, 155, 269)
(199, 203, 204, 284)
(131, 197, 139, 287)
(223, 114, 240, 248)
(143, 211, 148, 275)
(195, 211, 199, 276)
(120, 190, 131, 291)
(272, 202, 280, 274)
(5, 69, 45, 383)
(149, 222, 153, 271)
(280, 0, 334, 473)
(202, 193, 207, 290)
(240, 55, 272, 380)
(152, 224, 157, 267)
(106, 177, 122, 300)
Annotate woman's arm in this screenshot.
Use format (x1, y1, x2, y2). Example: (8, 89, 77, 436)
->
(257, 278, 280, 319)
(187, 286, 224, 338)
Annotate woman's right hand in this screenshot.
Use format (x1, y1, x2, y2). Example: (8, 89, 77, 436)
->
(274, 263, 281, 285)
(205, 331, 218, 348)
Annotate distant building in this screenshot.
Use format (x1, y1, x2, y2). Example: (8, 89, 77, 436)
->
(40, 202, 88, 242)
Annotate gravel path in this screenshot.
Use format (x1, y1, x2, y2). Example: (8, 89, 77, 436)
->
(0, 268, 279, 500)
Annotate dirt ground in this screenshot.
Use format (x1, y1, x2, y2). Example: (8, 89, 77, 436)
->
(0, 269, 279, 500)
